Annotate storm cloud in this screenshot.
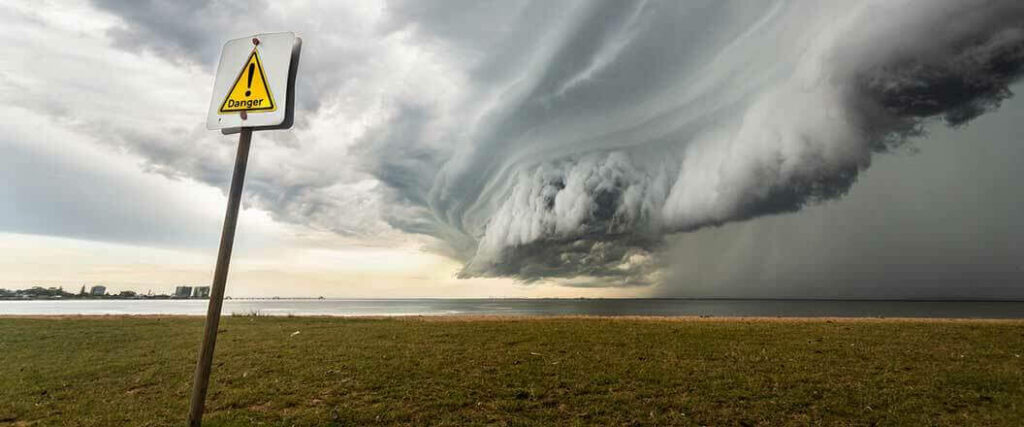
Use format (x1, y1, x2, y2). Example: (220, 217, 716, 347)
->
(353, 0, 1024, 283)
(57, 0, 1024, 287)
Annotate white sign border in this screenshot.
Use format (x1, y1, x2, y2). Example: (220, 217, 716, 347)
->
(206, 32, 300, 132)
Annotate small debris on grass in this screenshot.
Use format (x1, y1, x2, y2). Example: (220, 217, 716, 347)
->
(290, 331, 301, 337)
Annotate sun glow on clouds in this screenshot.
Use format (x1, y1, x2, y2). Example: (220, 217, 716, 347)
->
(0, 231, 634, 298)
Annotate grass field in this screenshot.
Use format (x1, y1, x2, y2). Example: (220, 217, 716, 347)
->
(1, 316, 1023, 426)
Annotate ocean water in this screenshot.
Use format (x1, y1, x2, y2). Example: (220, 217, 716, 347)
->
(1, 299, 1023, 318)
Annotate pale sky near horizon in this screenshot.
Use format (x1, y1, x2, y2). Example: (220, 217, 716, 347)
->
(2, 0, 1023, 298)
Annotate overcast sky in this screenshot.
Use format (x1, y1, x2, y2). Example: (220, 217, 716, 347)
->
(2, 0, 1022, 298)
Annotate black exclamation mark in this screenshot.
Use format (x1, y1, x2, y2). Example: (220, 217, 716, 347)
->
(245, 63, 254, 97)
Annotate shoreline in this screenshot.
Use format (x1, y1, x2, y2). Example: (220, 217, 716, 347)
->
(5, 297, 1024, 302)
(2, 314, 1023, 323)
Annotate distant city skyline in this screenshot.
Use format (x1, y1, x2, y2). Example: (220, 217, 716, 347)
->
(0, 283, 214, 299)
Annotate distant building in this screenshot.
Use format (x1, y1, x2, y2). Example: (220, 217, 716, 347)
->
(174, 286, 193, 298)
(192, 286, 210, 299)
(89, 285, 106, 296)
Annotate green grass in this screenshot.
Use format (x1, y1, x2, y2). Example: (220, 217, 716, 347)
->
(1, 316, 1022, 426)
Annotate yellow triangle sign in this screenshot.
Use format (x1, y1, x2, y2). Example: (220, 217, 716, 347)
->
(219, 50, 276, 113)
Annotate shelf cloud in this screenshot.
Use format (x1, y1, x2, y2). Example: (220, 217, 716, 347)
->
(357, 0, 1024, 283)
(78, 0, 1024, 287)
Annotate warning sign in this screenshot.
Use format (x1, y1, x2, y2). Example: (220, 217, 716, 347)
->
(207, 32, 299, 130)
(219, 50, 275, 113)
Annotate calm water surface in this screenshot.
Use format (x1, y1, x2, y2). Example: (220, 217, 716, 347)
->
(2, 299, 1023, 318)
